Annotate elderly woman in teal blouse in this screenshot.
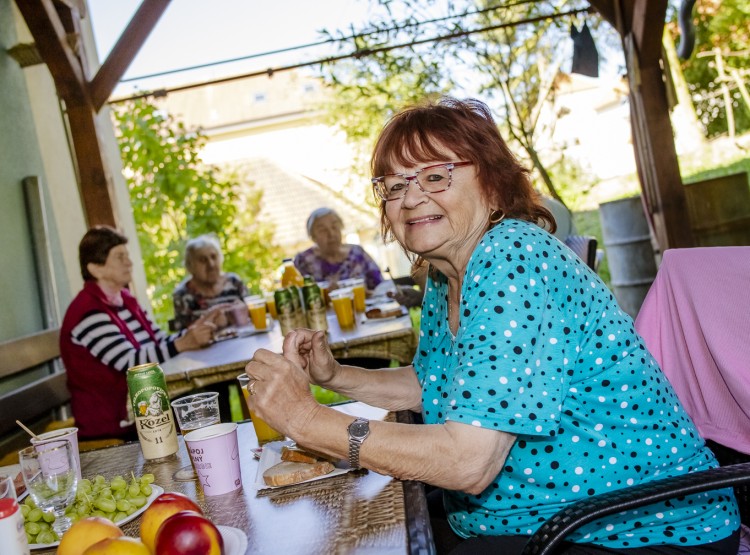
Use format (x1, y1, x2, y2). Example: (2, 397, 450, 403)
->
(242, 98, 740, 555)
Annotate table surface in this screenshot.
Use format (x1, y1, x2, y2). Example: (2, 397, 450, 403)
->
(29, 402, 433, 555)
(161, 310, 417, 397)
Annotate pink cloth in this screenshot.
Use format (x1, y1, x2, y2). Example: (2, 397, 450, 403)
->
(635, 247, 750, 454)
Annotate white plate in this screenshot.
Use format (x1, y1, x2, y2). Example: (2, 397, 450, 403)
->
(360, 303, 408, 324)
(28, 484, 164, 550)
(217, 525, 248, 555)
(254, 440, 353, 490)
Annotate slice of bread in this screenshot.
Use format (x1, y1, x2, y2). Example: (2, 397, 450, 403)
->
(262, 460, 335, 487)
(280, 445, 335, 464)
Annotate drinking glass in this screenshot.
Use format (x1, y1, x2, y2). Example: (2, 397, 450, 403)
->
(236, 373, 284, 446)
(171, 392, 221, 481)
(18, 439, 78, 537)
(329, 288, 356, 330)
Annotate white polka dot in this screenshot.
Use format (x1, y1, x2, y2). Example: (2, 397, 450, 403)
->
(572, 485, 580, 492)
(504, 330, 512, 337)
(621, 385, 628, 391)
(627, 478, 634, 485)
(598, 440, 606, 447)
(595, 357, 603, 365)
(606, 524, 614, 531)
(609, 457, 617, 464)
(529, 278, 536, 286)
(499, 377, 508, 384)
(509, 285, 517, 292)
(549, 338, 558, 344)
(484, 246, 492, 253)
(510, 320, 517, 328)
(473, 275, 480, 283)
(608, 334, 615, 340)
(620, 401, 628, 408)
(471, 420, 482, 427)
(646, 438, 653, 445)
(458, 379, 465, 385)
(542, 263, 548, 269)
(432, 399, 438, 405)
(574, 467, 583, 475)
(524, 468, 532, 475)
(594, 424, 603, 431)
(656, 512, 664, 519)
(430, 375, 437, 381)
(630, 417, 638, 424)
(598, 396, 605, 402)
(572, 435, 580, 443)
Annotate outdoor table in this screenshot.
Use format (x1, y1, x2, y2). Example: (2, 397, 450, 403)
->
(161, 311, 417, 398)
(31, 402, 434, 555)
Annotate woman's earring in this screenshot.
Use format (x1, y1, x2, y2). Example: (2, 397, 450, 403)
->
(489, 209, 505, 224)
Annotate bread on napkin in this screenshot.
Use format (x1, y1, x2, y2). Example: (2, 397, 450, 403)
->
(262, 460, 335, 487)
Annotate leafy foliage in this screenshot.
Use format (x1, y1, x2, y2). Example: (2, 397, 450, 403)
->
(315, 0, 619, 207)
(675, 0, 750, 137)
(112, 99, 282, 327)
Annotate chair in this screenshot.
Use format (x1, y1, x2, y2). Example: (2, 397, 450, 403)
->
(634, 246, 750, 523)
(521, 462, 750, 555)
(563, 235, 598, 271)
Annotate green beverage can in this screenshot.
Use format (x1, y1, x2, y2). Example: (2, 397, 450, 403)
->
(287, 284, 307, 328)
(302, 280, 328, 331)
(127, 362, 179, 460)
(274, 287, 297, 337)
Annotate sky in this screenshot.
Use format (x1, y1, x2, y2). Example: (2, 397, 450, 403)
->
(87, 0, 377, 97)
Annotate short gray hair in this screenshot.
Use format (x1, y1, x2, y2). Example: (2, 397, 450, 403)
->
(184, 234, 223, 271)
(306, 207, 342, 236)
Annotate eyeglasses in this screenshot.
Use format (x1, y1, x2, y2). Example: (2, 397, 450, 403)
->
(371, 161, 473, 202)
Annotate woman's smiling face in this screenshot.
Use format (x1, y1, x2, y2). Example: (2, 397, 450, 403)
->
(384, 146, 490, 268)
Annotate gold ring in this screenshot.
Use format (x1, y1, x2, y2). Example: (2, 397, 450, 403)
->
(247, 379, 258, 396)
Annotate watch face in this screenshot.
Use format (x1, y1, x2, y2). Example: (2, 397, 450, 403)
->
(350, 420, 369, 439)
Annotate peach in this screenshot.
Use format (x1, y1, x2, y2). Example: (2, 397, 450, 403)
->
(57, 516, 124, 555)
(83, 536, 151, 554)
(154, 510, 224, 555)
(140, 492, 203, 553)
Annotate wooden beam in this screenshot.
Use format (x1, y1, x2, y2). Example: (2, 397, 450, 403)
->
(66, 104, 118, 227)
(90, 0, 172, 110)
(588, 0, 617, 29)
(632, 0, 668, 67)
(15, 0, 88, 103)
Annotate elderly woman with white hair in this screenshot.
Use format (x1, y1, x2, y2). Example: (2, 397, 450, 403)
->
(172, 234, 249, 330)
(294, 207, 384, 291)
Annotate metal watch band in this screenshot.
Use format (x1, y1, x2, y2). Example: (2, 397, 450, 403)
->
(347, 417, 370, 469)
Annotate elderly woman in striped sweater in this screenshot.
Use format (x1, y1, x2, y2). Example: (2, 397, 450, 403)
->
(60, 226, 220, 440)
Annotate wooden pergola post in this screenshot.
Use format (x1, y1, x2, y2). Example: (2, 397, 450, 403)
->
(14, 0, 171, 227)
(590, 0, 694, 251)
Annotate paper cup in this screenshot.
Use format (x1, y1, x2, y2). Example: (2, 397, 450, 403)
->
(31, 427, 81, 479)
(184, 423, 242, 496)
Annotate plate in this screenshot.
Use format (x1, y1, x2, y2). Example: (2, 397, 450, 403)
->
(28, 484, 164, 550)
(213, 320, 274, 342)
(360, 302, 408, 324)
(254, 440, 353, 490)
(217, 525, 248, 555)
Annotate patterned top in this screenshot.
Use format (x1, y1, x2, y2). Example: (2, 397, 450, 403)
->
(172, 272, 248, 330)
(413, 219, 738, 547)
(294, 244, 384, 290)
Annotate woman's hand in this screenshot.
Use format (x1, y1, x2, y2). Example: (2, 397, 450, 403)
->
(201, 304, 231, 329)
(243, 349, 321, 438)
(282, 329, 340, 387)
(175, 320, 216, 351)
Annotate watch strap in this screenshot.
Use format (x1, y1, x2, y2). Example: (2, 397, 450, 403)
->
(347, 417, 370, 469)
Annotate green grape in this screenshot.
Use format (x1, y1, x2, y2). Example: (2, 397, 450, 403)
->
(24, 522, 41, 535)
(37, 522, 50, 532)
(94, 497, 117, 513)
(140, 483, 153, 497)
(78, 478, 92, 492)
(94, 475, 106, 485)
(140, 473, 155, 484)
(126, 506, 137, 516)
(130, 495, 147, 508)
(25, 532, 34, 544)
(128, 484, 140, 497)
(110, 476, 127, 491)
(113, 511, 128, 522)
(36, 530, 57, 545)
(41, 510, 55, 523)
(116, 499, 131, 512)
(91, 509, 106, 518)
(20, 504, 30, 518)
(23, 496, 37, 509)
(27, 508, 43, 522)
(113, 489, 126, 501)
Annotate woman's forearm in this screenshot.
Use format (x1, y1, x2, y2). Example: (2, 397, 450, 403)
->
(320, 364, 423, 412)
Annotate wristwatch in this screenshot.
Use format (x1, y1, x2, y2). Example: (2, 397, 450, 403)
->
(347, 417, 370, 469)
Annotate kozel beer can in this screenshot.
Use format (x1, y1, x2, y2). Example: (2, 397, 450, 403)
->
(274, 287, 297, 337)
(287, 284, 307, 328)
(127, 362, 179, 460)
(302, 280, 328, 332)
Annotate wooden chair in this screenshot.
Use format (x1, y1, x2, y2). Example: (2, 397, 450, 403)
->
(563, 235, 598, 271)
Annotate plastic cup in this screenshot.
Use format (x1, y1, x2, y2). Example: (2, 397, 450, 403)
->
(264, 292, 278, 319)
(317, 280, 330, 307)
(171, 392, 221, 434)
(183, 423, 242, 496)
(247, 299, 268, 330)
(236, 374, 284, 446)
(329, 288, 356, 330)
(347, 278, 366, 313)
(31, 427, 81, 479)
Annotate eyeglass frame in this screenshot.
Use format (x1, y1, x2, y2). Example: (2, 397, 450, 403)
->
(371, 161, 473, 202)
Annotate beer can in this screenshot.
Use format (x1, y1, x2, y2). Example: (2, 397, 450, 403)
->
(274, 287, 297, 337)
(287, 285, 307, 327)
(302, 282, 328, 331)
(127, 362, 179, 460)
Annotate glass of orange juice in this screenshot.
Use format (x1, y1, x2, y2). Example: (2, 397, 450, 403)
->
(329, 288, 356, 330)
(236, 374, 284, 445)
(264, 292, 278, 319)
(348, 278, 366, 313)
(247, 299, 268, 330)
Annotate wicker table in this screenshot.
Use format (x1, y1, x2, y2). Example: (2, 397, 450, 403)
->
(161, 311, 417, 398)
(33, 403, 434, 555)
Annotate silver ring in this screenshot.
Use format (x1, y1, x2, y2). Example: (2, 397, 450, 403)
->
(246, 379, 258, 396)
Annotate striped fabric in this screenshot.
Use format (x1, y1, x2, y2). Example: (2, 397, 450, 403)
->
(71, 307, 177, 372)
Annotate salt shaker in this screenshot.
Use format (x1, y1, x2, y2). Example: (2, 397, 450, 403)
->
(0, 497, 30, 555)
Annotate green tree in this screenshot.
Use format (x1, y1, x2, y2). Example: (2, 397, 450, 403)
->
(675, 0, 750, 137)
(112, 99, 282, 327)
(317, 0, 617, 207)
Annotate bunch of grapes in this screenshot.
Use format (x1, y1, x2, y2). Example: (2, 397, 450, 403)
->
(21, 472, 155, 545)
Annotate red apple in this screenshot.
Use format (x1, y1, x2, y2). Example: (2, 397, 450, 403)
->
(140, 492, 203, 553)
(154, 510, 224, 555)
